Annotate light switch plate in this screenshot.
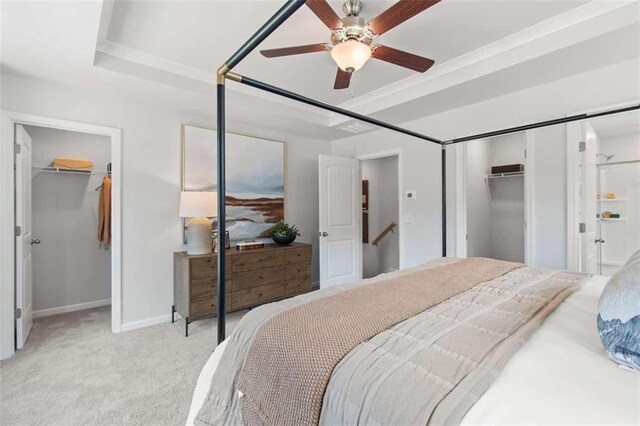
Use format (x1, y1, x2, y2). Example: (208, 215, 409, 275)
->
(406, 191, 417, 200)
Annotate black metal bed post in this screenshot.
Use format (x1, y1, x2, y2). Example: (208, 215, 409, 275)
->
(441, 144, 447, 257)
(225, 74, 443, 145)
(216, 77, 226, 345)
(214, 0, 306, 345)
(447, 103, 640, 145)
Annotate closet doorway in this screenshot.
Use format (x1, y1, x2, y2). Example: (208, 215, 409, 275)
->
(567, 105, 640, 276)
(1, 112, 121, 359)
(457, 131, 534, 263)
(360, 153, 400, 279)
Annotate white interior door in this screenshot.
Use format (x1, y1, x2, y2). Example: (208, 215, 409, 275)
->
(319, 155, 362, 288)
(580, 123, 598, 274)
(16, 124, 34, 349)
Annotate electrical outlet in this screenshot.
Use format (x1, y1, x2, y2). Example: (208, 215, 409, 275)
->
(404, 213, 414, 223)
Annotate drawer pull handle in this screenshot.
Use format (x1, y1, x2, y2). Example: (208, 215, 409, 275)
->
(258, 293, 263, 297)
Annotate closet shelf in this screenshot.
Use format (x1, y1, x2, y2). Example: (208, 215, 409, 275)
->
(32, 166, 110, 176)
(485, 171, 524, 179)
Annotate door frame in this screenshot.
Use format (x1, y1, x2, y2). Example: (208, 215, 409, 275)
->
(455, 132, 535, 264)
(1, 111, 122, 360)
(355, 149, 405, 270)
(566, 100, 639, 272)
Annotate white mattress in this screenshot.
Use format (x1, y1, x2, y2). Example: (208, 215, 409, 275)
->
(187, 275, 640, 425)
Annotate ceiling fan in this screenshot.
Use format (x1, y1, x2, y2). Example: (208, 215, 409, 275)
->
(260, 0, 440, 90)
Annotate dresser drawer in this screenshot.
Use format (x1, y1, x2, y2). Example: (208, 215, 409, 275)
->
(190, 256, 232, 279)
(233, 251, 285, 272)
(286, 263, 312, 280)
(285, 246, 312, 265)
(233, 266, 285, 290)
(190, 291, 232, 320)
(233, 283, 285, 310)
(285, 277, 312, 297)
(191, 278, 233, 298)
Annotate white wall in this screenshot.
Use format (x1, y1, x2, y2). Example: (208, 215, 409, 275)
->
(331, 59, 639, 268)
(362, 156, 399, 278)
(27, 125, 111, 313)
(2, 73, 329, 328)
(531, 125, 567, 268)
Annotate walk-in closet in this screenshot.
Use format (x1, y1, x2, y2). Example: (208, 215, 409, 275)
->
(21, 125, 112, 342)
(465, 132, 527, 263)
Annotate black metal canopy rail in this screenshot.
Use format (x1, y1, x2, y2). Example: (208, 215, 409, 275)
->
(213, 0, 640, 345)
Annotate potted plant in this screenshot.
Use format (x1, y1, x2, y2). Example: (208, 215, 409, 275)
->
(269, 222, 300, 246)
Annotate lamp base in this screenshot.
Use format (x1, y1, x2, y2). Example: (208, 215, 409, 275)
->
(186, 217, 212, 255)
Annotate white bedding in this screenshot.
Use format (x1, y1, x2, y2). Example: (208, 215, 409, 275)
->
(187, 275, 640, 425)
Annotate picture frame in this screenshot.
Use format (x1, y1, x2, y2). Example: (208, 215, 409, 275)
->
(181, 124, 285, 242)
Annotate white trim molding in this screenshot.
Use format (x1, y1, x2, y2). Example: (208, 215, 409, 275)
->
(455, 145, 467, 258)
(524, 130, 536, 266)
(1, 111, 123, 360)
(33, 299, 112, 319)
(121, 314, 174, 333)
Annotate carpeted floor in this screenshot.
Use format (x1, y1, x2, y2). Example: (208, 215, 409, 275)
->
(0, 307, 247, 425)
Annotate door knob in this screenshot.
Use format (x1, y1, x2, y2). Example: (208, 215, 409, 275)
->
(30, 239, 40, 245)
(595, 238, 605, 244)
(318, 232, 328, 237)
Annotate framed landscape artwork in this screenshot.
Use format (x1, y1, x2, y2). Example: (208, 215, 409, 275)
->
(181, 125, 285, 239)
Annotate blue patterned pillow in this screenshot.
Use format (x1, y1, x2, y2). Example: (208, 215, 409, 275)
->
(597, 250, 640, 371)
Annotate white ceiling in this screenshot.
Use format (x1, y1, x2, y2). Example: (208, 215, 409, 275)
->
(1, 0, 639, 141)
(106, 0, 588, 104)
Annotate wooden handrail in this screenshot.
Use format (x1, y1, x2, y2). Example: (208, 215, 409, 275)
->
(371, 222, 397, 246)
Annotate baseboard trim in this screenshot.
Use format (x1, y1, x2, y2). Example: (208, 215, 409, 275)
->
(33, 299, 111, 318)
(121, 313, 175, 332)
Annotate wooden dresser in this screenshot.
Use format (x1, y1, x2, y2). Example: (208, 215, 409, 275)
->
(172, 243, 312, 336)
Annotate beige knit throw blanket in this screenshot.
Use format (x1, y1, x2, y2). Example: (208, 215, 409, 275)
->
(236, 257, 522, 425)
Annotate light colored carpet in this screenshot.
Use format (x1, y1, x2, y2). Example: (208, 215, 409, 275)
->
(0, 307, 247, 425)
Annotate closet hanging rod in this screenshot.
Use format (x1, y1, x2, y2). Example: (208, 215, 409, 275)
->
(485, 171, 525, 179)
(32, 165, 110, 176)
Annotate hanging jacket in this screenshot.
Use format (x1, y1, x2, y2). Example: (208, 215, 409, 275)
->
(98, 176, 111, 248)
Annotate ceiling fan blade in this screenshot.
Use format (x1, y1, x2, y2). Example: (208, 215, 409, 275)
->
(306, 0, 343, 30)
(334, 68, 351, 90)
(368, 0, 441, 36)
(372, 45, 434, 72)
(261, 43, 329, 58)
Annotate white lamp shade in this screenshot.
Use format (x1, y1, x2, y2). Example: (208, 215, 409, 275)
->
(330, 39, 372, 72)
(179, 191, 218, 218)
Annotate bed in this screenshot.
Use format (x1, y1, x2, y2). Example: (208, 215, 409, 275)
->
(187, 258, 639, 425)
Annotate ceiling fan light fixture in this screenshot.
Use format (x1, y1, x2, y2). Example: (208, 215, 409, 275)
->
(330, 39, 371, 73)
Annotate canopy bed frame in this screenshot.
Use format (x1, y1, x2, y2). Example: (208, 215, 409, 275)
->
(213, 0, 640, 345)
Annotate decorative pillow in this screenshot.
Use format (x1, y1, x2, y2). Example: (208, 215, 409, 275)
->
(597, 250, 640, 371)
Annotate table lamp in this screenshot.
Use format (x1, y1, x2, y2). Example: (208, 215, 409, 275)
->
(179, 191, 218, 255)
